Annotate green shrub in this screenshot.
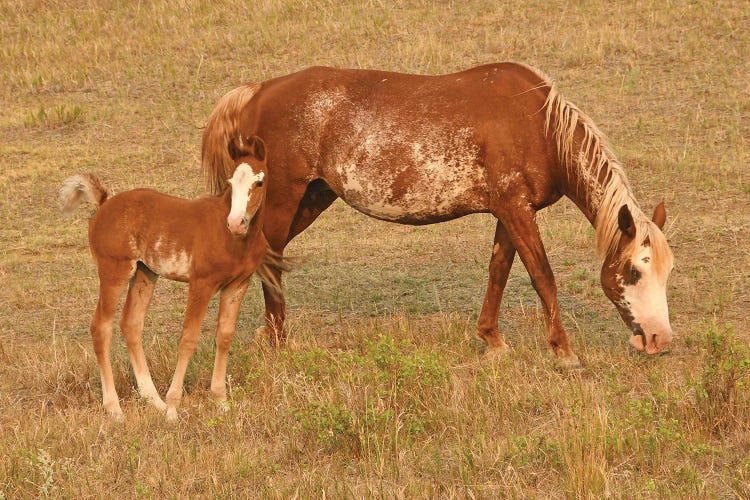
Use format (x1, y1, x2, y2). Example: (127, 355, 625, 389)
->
(694, 324, 750, 434)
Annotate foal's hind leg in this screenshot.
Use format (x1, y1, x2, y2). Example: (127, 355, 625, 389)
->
(165, 279, 215, 421)
(210, 280, 251, 404)
(120, 263, 166, 411)
(477, 221, 516, 356)
(91, 261, 136, 421)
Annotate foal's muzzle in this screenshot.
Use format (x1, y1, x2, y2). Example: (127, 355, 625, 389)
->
(227, 215, 250, 236)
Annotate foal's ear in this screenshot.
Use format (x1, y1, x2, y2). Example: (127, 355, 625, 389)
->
(244, 135, 266, 162)
(228, 135, 246, 160)
(652, 201, 667, 230)
(617, 204, 636, 239)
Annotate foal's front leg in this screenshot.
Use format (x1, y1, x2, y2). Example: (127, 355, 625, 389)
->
(210, 280, 251, 405)
(165, 280, 215, 422)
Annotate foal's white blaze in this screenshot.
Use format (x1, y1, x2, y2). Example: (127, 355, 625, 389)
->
(227, 163, 264, 232)
(621, 245, 674, 353)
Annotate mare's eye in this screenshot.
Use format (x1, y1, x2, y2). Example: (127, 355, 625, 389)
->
(256, 180, 264, 188)
(630, 268, 641, 283)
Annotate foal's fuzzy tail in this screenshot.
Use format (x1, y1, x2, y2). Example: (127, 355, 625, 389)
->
(59, 173, 111, 214)
(202, 82, 261, 195)
(255, 248, 290, 300)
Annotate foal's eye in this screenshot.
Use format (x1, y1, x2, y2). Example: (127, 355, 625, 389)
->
(256, 180, 264, 188)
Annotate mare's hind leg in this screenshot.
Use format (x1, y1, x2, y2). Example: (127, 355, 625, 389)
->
(493, 205, 581, 368)
(91, 260, 136, 421)
(477, 220, 517, 356)
(120, 263, 165, 411)
(210, 280, 251, 404)
(259, 180, 338, 344)
(165, 279, 215, 421)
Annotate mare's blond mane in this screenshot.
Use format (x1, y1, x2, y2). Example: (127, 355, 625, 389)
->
(528, 66, 670, 272)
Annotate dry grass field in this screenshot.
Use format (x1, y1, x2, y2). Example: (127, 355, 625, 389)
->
(1, 0, 748, 497)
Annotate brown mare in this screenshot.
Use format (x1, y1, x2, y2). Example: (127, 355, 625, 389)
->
(202, 62, 675, 367)
(60, 137, 276, 421)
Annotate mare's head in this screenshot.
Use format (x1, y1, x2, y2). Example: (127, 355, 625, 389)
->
(226, 135, 267, 236)
(600, 202, 675, 354)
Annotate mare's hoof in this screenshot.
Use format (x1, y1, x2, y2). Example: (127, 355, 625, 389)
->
(482, 343, 510, 362)
(255, 325, 288, 346)
(556, 352, 583, 370)
(254, 326, 271, 340)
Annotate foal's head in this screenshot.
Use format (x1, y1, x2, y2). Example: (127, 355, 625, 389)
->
(600, 203, 674, 354)
(226, 135, 267, 236)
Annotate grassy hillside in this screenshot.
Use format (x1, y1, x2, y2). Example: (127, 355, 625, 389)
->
(1, 0, 748, 497)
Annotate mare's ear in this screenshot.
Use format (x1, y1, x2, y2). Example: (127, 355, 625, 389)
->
(652, 201, 666, 230)
(244, 135, 266, 162)
(617, 204, 636, 239)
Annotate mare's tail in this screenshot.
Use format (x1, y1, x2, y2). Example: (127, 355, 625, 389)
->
(202, 82, 261, 195)
(59, 173, 111, 214)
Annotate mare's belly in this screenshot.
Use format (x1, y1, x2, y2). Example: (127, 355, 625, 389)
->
(325, 133, 489, 224)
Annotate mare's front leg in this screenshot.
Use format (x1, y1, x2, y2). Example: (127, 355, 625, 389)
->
(477, 220, 517, 356)
(259, 181, 338, 344)
(494, 205, 581, 368)
(120, 264, 166, 411)
(210, 279, 251, 404)
(165, 280, 216, 421)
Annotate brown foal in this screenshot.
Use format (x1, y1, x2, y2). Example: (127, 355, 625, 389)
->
(60, 136, 272, 421)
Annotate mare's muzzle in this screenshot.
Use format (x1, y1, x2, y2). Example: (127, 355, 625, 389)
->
(631, 322, 647, 351)
(630, 321, 672, 355)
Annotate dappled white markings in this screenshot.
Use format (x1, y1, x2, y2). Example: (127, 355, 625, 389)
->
(152, 250, 191, 280)
(333, 114, 487, 221)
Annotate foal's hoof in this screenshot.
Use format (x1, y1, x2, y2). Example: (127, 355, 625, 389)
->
(217, 400, 231, 413)
(144, 395, 167, 412)
(109, 410, 125, 424)
(165, 407, 179, 423)
(152, 399, 168, 412)
(104, 403, 125, 423)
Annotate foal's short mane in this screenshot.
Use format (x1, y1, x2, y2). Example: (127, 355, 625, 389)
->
(528, 65, 670, 272)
